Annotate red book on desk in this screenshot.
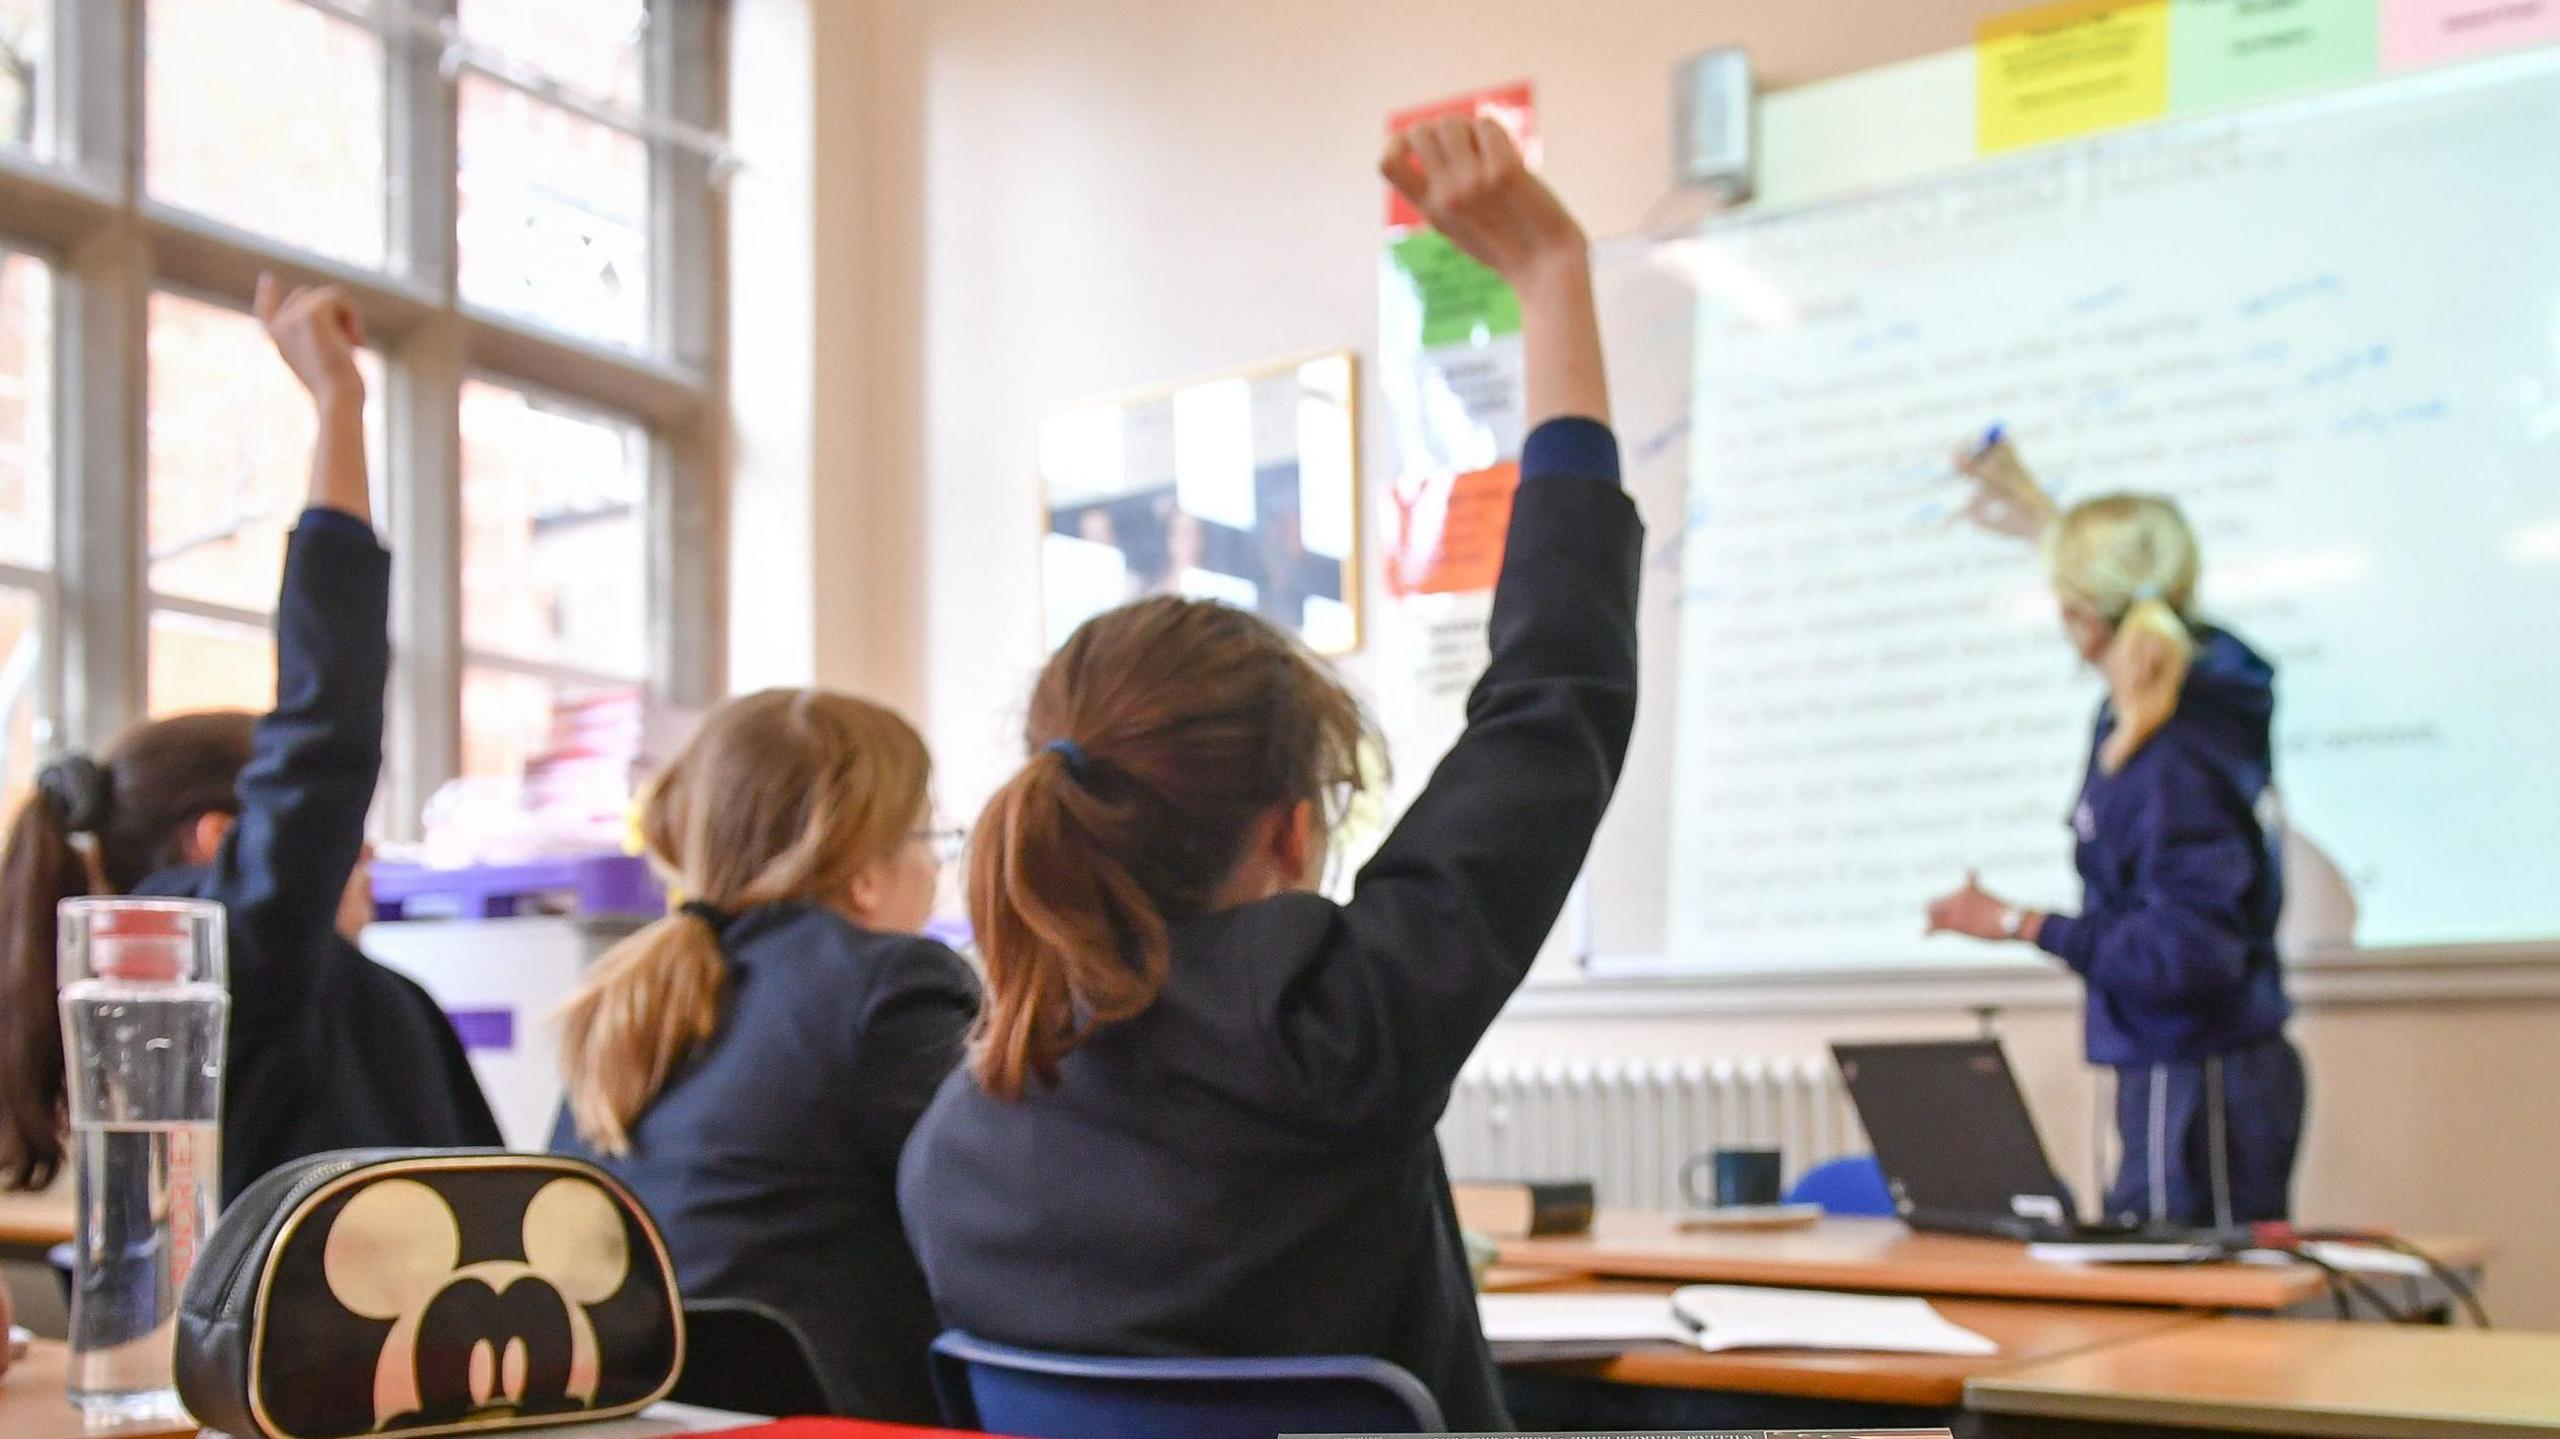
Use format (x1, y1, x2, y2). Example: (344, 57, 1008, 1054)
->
(711, 1413, 1008, 1423)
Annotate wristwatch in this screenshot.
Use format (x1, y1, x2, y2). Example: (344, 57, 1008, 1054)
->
(1998, 907, 2027, 940)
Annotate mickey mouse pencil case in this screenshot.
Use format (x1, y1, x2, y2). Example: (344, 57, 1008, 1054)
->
(177, 1150, 684, 1439)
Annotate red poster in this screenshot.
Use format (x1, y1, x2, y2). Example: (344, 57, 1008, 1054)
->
(1384, 81, 1538, 230)
(1385, 462, 1520, 597)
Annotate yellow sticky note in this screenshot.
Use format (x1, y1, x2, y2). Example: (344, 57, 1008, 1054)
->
(1979, 0, 2172, 153)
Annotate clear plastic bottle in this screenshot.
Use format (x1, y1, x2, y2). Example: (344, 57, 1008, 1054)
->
(56, 897, 228, 1424)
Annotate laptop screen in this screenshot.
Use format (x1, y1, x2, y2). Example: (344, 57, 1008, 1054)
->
(1832, 1039, 2071, 1224)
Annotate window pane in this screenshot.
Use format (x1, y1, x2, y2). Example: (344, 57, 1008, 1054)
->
(148, 292, 380, 612)
(458, 75, 649, 348)
(0, 0, 46, 154)
(461, 379, 648, 675)
(146, 0, 387, 268)
(148, 608, 274, 717)
(462, 667, 648, 786)
(0, 251, 49, 568)
(458, 0, 646, 109)
(0, 586, 43, 810)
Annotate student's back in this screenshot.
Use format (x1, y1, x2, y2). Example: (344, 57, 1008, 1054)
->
(900, 118, 1637, 1431)
(550, 691, 975, 1423)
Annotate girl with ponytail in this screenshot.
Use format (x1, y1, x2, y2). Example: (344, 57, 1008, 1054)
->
(4, 276, 498, 1200)
(549, 688, 977, 1424)
(1928, 461, 2303, 1230)
(900, 116, 1640, 1433)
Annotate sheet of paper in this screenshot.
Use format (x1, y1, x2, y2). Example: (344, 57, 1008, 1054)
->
(2029, 1241, 2223, 1265)
(1977, 0, 2171, 152)
(1475, 1293, 1693, 1349)
(1670, 1285, 2001, 1356)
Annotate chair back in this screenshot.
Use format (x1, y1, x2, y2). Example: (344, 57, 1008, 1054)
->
(928, 1330, 1444, 1439)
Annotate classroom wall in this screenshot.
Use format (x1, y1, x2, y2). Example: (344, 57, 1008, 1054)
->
(731, 0, 2560, 1325)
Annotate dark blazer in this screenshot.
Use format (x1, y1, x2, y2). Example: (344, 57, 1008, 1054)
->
(551, 903, 981, 1424)
(897, 417, 1641, 1432)
(136, 512, 501, 1201)
(2037, 628, 2292, 1066)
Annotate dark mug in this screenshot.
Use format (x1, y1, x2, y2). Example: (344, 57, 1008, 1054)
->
(1683, 1147, 1783, 1209)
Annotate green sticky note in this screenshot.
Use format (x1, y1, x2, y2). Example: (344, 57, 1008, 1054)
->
(2172, 0, 2379, 112)
(1390, 229, 1521, 348)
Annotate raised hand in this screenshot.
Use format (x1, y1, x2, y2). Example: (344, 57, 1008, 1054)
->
(1382, 115, 1606, 428)
(254, 273, 371, 521)
(1380, 115, 1585, 291)
(254, 273, 366, 408)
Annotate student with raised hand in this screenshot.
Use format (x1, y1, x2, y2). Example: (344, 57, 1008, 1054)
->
(551, 690, 979, 1423)
(1926, 477, 2301, 1228)
(0, 276, 500, 1202)
(898, 115, 1639, 1432)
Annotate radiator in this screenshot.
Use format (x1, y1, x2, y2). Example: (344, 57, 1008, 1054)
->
(1437, 1056, 1864, 1212)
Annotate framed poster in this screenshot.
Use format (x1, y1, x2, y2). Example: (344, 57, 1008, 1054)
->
(1037, 350, 1362, 654)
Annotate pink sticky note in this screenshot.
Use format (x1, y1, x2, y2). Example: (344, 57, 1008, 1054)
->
(2382, 0, 2560, 70)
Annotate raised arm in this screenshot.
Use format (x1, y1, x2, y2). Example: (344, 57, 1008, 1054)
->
(1275, 121, 1640, 1133)
(201, 278, 385, 1021)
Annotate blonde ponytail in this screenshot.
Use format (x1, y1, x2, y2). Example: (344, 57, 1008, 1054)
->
(2045, 493, 2204, 773)
(556, 916, 729, 1157)
(2098, 595, 2195, 772)
(555, 689, 934, 1155)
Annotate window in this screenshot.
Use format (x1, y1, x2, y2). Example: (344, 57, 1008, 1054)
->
(458, 73, 650, 347)
(0, 0, 45, 154)
(0, 251, 50, 805)
(143, 291, 382, 716)
(455, 0, 652, 347)
(146, 0, 389, 267)
(2, 0, 726, 832)
(458, 378, 648, 779)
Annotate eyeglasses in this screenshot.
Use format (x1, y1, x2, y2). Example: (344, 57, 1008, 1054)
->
(913, 826, 967, 866)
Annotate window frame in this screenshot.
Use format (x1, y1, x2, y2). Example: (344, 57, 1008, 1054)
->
(0, 0, 726, 832)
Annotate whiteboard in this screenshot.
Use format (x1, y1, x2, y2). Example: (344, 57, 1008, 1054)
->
(1583, 47, 2560, 977)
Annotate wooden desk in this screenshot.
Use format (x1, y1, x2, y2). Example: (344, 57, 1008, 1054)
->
(1514, 1283, 2209, 1410)
(1499, 1212, 2493, 1313)
(0, 1340, 768, 1439)
(0, 1340, 192, 1439)
(1969, 1317, 2560, 1439)
(0, 1189, 74, 1251)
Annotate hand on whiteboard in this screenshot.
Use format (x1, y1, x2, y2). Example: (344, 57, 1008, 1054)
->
(1925, 870, 2018, 943)
(1381, 115, 1587, 291)
(1951, 437, 2057, 541)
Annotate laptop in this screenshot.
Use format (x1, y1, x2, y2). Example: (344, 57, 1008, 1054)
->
(1830, 1039, 2196, 1244)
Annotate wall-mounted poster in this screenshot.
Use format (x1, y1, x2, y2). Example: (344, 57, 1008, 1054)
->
(1038, 351, 1362, 654)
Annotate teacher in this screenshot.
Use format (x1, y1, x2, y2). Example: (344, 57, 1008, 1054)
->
(1925, 448, 2304, 1229)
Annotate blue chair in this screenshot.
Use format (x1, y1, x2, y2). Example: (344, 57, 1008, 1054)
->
(1784, 1155, 1897, 1217)
(928, 1331, 1444, 1439)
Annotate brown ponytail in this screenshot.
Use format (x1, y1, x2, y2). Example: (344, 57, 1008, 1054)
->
(3, 712, 257, 1190)
(556, 689, 932, 1156)
(969, 597, 1375, 1101)
(2, 786, 92, 1189)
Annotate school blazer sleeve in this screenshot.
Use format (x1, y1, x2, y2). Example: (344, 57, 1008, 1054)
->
(2036, 736, 2258, 1006)
(1280, 419, 1641, 1135)
(202, 511, 390, 1035)
(843, 939, 982, 1173)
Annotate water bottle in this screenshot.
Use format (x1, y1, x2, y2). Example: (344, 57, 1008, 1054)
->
(56, 897, 228, 1424)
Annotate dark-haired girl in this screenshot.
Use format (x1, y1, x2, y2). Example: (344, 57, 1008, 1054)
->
(1, 276, 497, 1200)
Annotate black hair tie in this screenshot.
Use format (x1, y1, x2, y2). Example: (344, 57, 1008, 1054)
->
(1043, 739, 1094, 784)
(36, 754, 112, 836)
(677, 899, 734, 931)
